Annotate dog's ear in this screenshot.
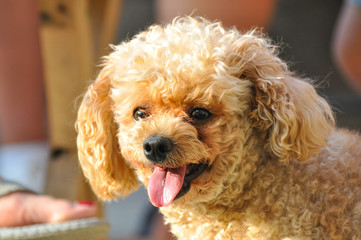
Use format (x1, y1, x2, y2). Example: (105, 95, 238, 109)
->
(234, 34, 334, 163)
(76, 67, 138, 200)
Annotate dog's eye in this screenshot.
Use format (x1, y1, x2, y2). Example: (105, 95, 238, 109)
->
(190, 108, 212, 122)
(133, 108, 150, 121)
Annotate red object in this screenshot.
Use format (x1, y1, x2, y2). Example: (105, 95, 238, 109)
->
(78, 201, 95, 206)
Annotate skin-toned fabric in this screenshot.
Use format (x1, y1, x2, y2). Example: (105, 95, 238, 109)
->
(332, 0, 361, 93)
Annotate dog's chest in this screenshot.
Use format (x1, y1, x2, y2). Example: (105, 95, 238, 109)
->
(164, 209, 275, 240)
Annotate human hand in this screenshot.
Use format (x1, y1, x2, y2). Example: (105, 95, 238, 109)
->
(0, 192, 97, 227)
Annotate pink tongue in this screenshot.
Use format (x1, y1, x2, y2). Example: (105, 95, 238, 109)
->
(147, 166, 186, 207)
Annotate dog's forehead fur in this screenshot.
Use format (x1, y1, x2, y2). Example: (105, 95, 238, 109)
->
(106, 18, 253, 118)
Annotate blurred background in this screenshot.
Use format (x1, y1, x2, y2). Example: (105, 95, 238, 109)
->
(0, 0, 360, 239)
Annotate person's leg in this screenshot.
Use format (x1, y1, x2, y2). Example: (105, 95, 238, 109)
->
(0, 0, 48, 193)
(0, 0, 46, 143)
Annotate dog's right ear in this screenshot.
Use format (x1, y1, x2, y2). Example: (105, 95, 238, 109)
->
(231, 33, 334, 164)
(76, 66, 138, 200)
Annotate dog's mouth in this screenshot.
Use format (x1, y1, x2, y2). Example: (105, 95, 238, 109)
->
(147, 162, 209, 207)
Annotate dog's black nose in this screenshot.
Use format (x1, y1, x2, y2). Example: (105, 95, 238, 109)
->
(143, 136, 172, 163)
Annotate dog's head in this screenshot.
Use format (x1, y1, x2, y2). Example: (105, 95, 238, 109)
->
(76, 17, 334, 207)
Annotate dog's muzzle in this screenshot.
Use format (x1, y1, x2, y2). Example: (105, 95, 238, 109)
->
(144, 135, 209, 207)
(143, 136, 173, 163)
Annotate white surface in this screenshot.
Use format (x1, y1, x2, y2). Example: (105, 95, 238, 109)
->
(0, 141, 49, 193)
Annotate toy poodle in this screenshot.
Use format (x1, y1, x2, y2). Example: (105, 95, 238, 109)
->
(76, 17, 361, 239)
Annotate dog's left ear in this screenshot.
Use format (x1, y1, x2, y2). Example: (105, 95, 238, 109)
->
(235, 34, 334, 163)
(76, 66, 139, 200)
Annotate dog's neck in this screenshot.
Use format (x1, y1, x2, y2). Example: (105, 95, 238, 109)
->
(161, 152, 290, 239)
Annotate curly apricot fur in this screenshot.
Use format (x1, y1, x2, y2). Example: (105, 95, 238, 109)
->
(76, 17, 361, 239)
